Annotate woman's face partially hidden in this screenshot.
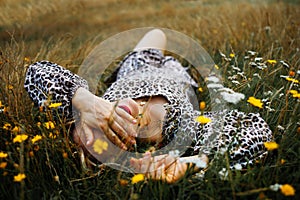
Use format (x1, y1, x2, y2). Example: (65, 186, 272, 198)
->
(118, 97, 168, 143)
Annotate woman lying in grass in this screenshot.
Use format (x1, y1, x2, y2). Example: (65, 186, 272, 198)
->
(24, 29, 272, 183)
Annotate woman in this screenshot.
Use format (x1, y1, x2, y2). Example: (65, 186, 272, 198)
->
(24, 29, 273, 183)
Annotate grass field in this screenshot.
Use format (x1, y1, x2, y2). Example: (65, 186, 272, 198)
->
(0, 0, 299, 199)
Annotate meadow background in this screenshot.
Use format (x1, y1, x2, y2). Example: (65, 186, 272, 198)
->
(0, 0, 299, 199)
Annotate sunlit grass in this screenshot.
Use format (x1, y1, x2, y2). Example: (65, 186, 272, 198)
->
(0, 0, 299, 199)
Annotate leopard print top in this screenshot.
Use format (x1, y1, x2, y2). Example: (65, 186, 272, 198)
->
(24, 49, 273, 167)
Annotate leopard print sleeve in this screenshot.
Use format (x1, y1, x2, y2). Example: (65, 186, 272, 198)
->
(24, 60, 89, 122)
(187, 109, 273, 168)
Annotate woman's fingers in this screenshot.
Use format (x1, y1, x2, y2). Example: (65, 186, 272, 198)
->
(104, 127, 128, 150)
(129, 153, 188, 183)
(112, 108, 137, 138)
(109, 119, 136, 146)
(130, 157, 142, 171)
(82, 123, 94, 146)
(115, 106, 137, 125)
(117, 98, 139, 119)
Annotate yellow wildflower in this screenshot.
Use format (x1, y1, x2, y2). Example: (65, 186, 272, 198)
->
(264, 141, 279, 151)
(37, 122, 41, 127)
(229, 53, 235, 58)
(198, 87, 203, 92)
(24, 57, 30, 62)
(31, 135, 42, 144)
(49, 132, 57, 139)
(119, 179, 129, 186)
(62, 152, 68, 159)
(14, 173, 26, 182)
(0, 152, 8, 158)
(267, 59, 277, 65)
(288, 90, 300, 98)
(44, 121, 55, 129)
(7, 85, 13, 90)
(289, 70, 295, 77)
(0, 162, 7, 169)
(195, 116, 212, 124)
(286, 77, 299, 84)
(214, 64, 220, 69)
(13, 134, 28, 143)
(247, 96, 263, 109)
(48, 102, 62, 108)
(289, 90, 298, 95)
(93, 139, 108, 154)
(280, 159, 286, 165)
(131, 174, 145, 184)
(2, 123, 11, 130)
(12, 126, 20, 133)
(54, 175, 60, 182)
(280, 184, 295, 196)
(29, 151, 34, 157)
(199, 101, 206, 111)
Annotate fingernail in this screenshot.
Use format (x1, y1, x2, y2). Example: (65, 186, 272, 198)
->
(122, 145, 127, 151)
(132, 133, 137, 137)
(132, 119, 137, 123)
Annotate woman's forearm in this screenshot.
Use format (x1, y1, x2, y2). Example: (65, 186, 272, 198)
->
(24, 61, 89, 122)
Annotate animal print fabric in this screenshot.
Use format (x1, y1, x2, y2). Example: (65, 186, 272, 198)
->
(24, 49, 273, 167)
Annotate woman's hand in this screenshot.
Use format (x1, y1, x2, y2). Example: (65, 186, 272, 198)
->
(130, 152, 188, 183)
(72, 87, 138, 150)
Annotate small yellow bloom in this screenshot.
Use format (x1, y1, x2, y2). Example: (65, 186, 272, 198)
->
(54, 175, 60, 182)
(119, 179, 129, 186)
(280, 159, 286, 165)
(7, 85, 13, 90)
(49, 132, 57, 139)
(214, 64, 220, 69)
(37, 122, 41, 127)
(267, 59, 277, 65)
(24, 57, 30, 62)
(199, 101, 206, 110)
(292, 93, 300, 99)
(2, 123, 11, 130)
(0, 152, 8, 158)
(48, 102, 62, 108)
(264, 141, 279, 151)
(289, 90, 298, 95)
(288, 90, 300, 98)
(62, 152, 68, 159)
(229, 53, 235, 58)
(280, 184, 295, 196)
(198, 87, 203, 92)
(195, 115, 212, 124)
(29, 151, 34, 157)
(14, 173, 26, 182)
(44, 121, 55, 129)
(31, 135, 42, 144)
(247, 96, 263, 109)
(289, 70, 295, 77)
(0, 162, 7, 169)
(12, 126, 20, 133)
(93, 139, 108, 154)
(13, 134, 28, 143)
(131, 174, 145, 184)
(286, 77, 299, 84)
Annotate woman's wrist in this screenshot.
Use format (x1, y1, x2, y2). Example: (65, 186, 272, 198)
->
(72, 87, 96, 112)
